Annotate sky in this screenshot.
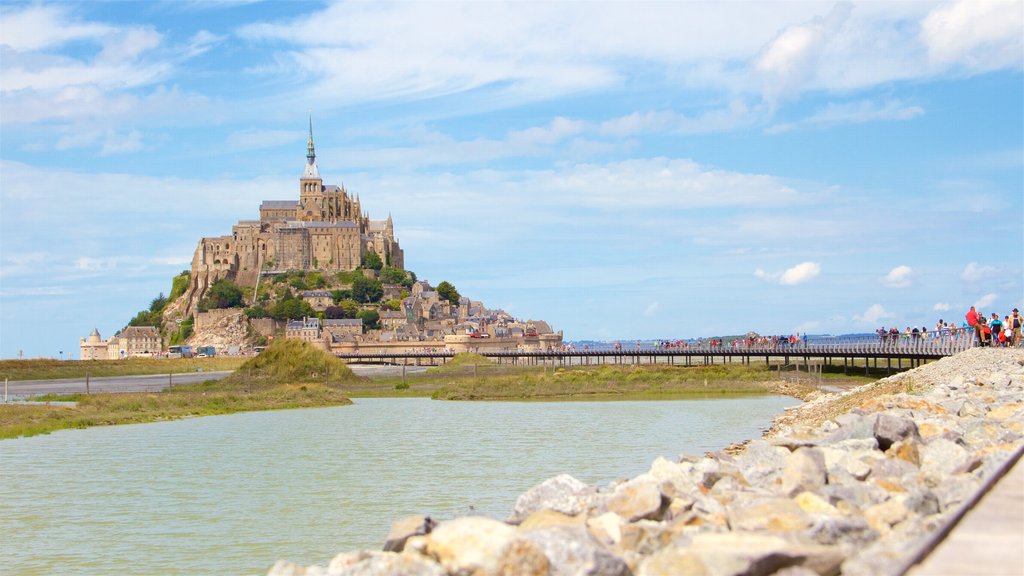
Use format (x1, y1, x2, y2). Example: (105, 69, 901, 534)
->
(1, 0, 1022, 359)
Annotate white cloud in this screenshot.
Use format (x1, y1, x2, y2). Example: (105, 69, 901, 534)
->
(767, 99, 924, 134)
(754, 3, 851, 103)
(780, 262, 821, 285)
(975, 293, 998, 309)
(0, 4, 111, 51)
(933, 302, 951, 312)
(753, 262, 822, 285)
(921, 0, 1024, 71)
(883, 265, 913, 288)
(855, 303, 892, 325)
(961, 262, 999, 283)
(643, 302, 659, 317)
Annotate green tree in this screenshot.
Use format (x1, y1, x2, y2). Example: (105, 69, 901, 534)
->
(272, 299, 314, 321)
(361, 250, 383, 271)
(169, 271, 191, 300)
(380, 267, 407, 285)
(436, 281, 461, 304)
(307, 271, 326, 289)
(169, 315, 194, 345)
(339, 299, 360, 318)
(356, 309, 380, 330)
(201, 279, 244, 309)
(331, 289, 352, 303)
(352, 275, 384, 303)
(382, 299, 402, 311)
(244, 306, 269, 319)
(150, 293, 168, 313)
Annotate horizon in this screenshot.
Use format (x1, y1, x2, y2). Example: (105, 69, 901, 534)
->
(1, 1, 1022, 359)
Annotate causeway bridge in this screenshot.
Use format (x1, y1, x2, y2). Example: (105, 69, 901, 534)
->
(336, 335, 980, 376)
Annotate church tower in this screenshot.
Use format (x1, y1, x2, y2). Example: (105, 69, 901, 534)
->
(298, 116, 325, 221)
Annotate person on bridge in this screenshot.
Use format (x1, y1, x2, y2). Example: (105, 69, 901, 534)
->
(966, 306, 981, 344)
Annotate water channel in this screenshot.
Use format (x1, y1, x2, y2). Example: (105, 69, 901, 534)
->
(1, 395, 798, 575)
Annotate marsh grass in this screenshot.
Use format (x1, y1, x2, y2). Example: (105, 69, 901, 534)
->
(428, 363, 790, 400)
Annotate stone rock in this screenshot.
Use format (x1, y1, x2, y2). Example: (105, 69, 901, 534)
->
(728, 496, 812, 532)
(919, 438, 970, 479)
(820, 446, 871, 481)
(603, 473, 667, 522)
(870, 456, 918, 481)
(383, 515, 437, 552)
(873, 413, 919, 451)
(520, 509, 586, 531)
(636, 548, 710, 576)
(864, 498, 909, 534)
(617, 520, 671, 556)
(586, 512, 623, 547)
(885, 438, 921, 466)
(521, 525, 630, 576)
(508, 474, 595, 524)
(648, 456, 697, 496)
(495, 538, 551, 576)
(825, 413, 877, 444)
(781, 447, 827, 497)
(643, 532, 844, 576)
(417, 516, 517, 575)
(803, 515, 878, 546)
(794, 491, 840, 516)
(326, 551, 445, 576)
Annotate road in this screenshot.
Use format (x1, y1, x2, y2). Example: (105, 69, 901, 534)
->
(0, 364, 426, 399)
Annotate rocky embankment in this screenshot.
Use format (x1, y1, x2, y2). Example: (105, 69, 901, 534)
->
(269, 348, 1024, 576)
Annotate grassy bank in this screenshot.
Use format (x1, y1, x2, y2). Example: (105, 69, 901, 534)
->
(0, 356, 249, 381)
(427, 362, 821, 401)
(1, 340, 359, 440)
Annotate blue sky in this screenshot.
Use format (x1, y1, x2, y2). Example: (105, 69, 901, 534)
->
(1, 1, 1022, 359)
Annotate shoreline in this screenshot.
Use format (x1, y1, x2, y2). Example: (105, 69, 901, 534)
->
(269, 347, 1024, 576)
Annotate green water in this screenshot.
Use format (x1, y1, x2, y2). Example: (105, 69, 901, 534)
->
(0, 396, 797, 575)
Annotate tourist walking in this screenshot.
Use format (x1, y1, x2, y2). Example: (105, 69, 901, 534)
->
(1011, 309, 1022, 347)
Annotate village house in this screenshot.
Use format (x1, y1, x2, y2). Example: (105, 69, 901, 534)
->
(300, 290, 334, 312)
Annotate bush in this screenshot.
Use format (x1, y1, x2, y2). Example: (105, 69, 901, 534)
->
(356, 309, 380, 330)
(169, 271, 191, 301)
(436, 281, 460, 304)
(352, 275, 383, 303)
(200, 279, 244, 309)
(362, 250, 383, 270)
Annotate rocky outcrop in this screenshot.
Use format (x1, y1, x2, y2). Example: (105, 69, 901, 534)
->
(269, 347, 1024, 576)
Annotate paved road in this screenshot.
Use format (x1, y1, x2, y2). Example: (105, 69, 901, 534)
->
(2, 371, 234, 397)
(1, 364, 426, 399)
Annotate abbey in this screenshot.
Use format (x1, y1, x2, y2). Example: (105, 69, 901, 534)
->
(185, 121, 403, 312)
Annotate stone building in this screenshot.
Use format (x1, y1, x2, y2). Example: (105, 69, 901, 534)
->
(106, 326, 162, 359)
(79, 328, 107, 360)
(180, 119, 404, 316)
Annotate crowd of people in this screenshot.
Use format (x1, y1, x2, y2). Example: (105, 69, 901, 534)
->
(965, 306, 1022, 347)
(877, 306, 1022, 348)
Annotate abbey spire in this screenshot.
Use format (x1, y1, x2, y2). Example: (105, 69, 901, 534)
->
(303, 114, 320, 180)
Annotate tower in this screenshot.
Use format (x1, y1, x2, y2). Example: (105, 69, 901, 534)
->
(299, 115, 324, 221)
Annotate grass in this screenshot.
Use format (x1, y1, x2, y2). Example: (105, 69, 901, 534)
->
(0, 340, 358, 440)
(427, 363, 814, 401)
(0, 356, 249, 382)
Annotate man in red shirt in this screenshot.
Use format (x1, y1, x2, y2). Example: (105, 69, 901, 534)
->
(966, 306, 981, 345)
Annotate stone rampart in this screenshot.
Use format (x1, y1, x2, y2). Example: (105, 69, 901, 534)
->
(268, 347, 1024, 576)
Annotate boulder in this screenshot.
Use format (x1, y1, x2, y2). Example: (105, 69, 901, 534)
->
(521, 525, 630, 576)
(639, 532, 844, 576)
(873, 413, 919, 451)
(603, 473, 667, 522)
(415, 516, 517, 575)
(326, 551, 445, 576)
(728, 496, 812, 532)
(781, 447, 827, 497)
(509, 474, 595, 524)
(383, 515, 437, 552)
